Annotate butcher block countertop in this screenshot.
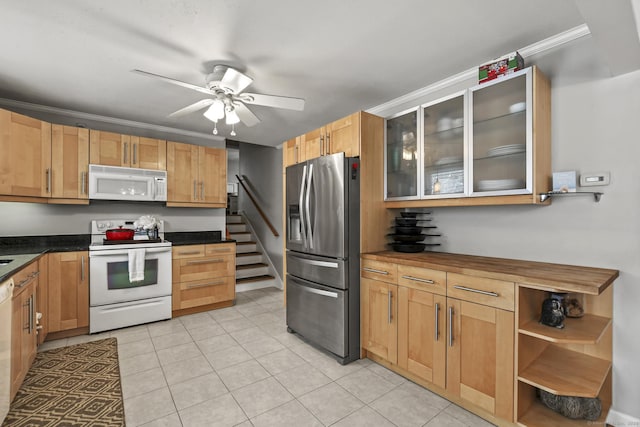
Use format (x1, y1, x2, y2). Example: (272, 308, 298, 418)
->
(362, 251, 619, 295)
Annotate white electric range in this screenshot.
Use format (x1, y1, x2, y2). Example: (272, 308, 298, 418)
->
(89, 219, 172, 333)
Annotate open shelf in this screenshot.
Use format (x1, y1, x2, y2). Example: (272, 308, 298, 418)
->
(518, 345, 611, 398)
(519, 314, 612, 344)
(518, 398, 610, 427)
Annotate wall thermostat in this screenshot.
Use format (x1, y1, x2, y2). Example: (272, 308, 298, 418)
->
(580, 172, 610, 187)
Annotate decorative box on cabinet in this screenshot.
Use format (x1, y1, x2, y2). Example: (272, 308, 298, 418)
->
(172, 243, 236, 316)
(384, 66, 550, 207)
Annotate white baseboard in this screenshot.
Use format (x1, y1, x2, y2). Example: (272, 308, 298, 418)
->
(607, 409, 640, 426)
(236, 281, 282, 293)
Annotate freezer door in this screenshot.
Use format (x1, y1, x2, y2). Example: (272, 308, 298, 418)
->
(286, 251, 347, 290)
(286, 274, 347, 358)
(286, 161, 307, 253)
(306, 153, 347, 258)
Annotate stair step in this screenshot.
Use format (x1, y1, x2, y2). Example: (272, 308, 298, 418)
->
(237, 263, 268, 270)
(227, 224, 248, 233)
(236, 275, 275, 284)
(230, 231, 252, 242)
(235, 252, 264, 265)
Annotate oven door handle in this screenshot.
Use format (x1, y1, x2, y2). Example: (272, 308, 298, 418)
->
(90, 247, 172, 256)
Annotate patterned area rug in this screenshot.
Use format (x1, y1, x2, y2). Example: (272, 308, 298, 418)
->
(2, 338, 124, 426)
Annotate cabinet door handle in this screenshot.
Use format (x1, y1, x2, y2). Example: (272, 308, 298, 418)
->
(319, 136, 324, 156)
(435, 302, 440, 341)
(28, 295, 34, 334)
(294, 145, 298, 163)
(326, 134, 331, 154)
(201, 181, 205, 200)
(388, 290, 393, 324)
(123, 142, 128, 164)
(178, 250, 202, 256)
(45, 168, 51, 193)
(193, 180, 198, 200)
(448, 306, 454, 347)
(452, 285, 499, 297)
(133, 143, 138, 165)
(81, 255, 85, 282)
(401, 275, 435, 284)
(363, 267, 389, 275)
(186, 258, 224, 265)
(186, 279, 225, 289)
(81, 171, 87, 195)
(207, 248, 231, 253)
(16, 271, 39, 289)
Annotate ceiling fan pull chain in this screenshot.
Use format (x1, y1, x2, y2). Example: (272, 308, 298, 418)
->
(230, 124, 237, 136)
(212, 122, 218, 135)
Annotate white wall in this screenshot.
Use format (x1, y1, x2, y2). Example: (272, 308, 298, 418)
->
(238, 143, 284, 279)
(415, 70, 640, 419)
(0, 201, 225, 235)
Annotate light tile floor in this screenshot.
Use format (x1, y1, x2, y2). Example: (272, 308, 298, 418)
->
(39, 288, 495, 427)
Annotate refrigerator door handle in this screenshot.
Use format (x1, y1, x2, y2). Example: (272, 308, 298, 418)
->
(299, 165, 308, 249)
(305, 163, 314, 249)
(288, 254, 339, 269)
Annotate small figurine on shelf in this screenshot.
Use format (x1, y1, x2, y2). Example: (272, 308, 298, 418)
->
(539, 296, 565, 329)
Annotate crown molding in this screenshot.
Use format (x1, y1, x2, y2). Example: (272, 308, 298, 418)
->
(0, 97, 226, 142)
(367, 24, 591, 116)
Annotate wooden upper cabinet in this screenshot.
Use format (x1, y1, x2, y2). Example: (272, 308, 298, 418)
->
(89, 130, 130, 167)
(303, 126, 326, 160)
(284, 136, 305, 168)
(200, 146, 226, 205)
(167, 141, 199, 203)
(51, 125, 89, 201)
(89, 130, 166, 170)
(327, 112, 360, 157)
(130, 136, 167, 170)
(167, 141, 226, 207)
(0, 109, 51, 198)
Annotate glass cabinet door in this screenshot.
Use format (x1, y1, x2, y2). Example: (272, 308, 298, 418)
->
(385, 109, 418, 199)
(470, 68, 531, 195)
(422, 93, 465, 197)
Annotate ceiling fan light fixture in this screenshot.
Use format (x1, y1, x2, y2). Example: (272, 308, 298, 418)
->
(203, 99, 225, 122)
(225, 108, 240, 125)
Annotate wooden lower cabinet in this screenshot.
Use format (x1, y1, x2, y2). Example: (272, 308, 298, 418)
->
(10, 261, 39, 401)
(361, 277, 398, 364)
(172, 243, 236, 316)
(47, 251, 89, 334)
(446, 298, 514, 420)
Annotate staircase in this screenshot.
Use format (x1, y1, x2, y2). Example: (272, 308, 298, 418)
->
(226, 213, 280, 291)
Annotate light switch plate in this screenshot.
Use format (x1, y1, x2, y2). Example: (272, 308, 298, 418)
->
(580, 171, 610, 187)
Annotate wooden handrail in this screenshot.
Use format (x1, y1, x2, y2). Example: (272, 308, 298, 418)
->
(235, 174, 280, 237)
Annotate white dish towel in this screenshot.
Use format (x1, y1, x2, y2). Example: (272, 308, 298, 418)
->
(128, 248, 146, 282)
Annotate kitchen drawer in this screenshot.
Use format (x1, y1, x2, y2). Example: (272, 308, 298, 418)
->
(174, 254, 234, 283)
(397, 265, 446, 296)
(173, 245, 206, 259)
(177, 275, 235, 310)
(12, 261, 39, 296)
(361, 259, 398, 284)
(447, 273, 514, 311)
(205, 243, 235, 256)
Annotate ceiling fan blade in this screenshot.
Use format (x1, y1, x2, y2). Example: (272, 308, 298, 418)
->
(131, 69, 214, 96)
(168, 99, 215, 117)
(242, 93, 305, 111)
(234, 103, 261, 127)
(220, 67, 254, 94)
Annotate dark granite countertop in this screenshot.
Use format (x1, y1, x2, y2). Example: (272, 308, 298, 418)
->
(165, 231, 235, 246)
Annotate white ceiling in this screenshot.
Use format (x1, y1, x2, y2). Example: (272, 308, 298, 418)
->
(1, 0, 639, 147)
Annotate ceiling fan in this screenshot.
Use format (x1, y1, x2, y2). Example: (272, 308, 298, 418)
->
(132, 65, 305, 135)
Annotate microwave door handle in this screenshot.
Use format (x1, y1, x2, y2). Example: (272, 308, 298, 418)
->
(299, 165, 307, 248)
(305, 163, 313, 249)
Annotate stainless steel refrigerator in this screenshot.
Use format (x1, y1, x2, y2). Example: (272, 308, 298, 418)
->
(285, 152, 360, 364)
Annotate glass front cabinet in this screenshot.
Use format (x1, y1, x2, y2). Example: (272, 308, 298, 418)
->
(384, 66, 550, 206)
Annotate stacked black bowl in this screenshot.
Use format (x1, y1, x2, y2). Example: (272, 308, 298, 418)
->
(388, 212, 440, 253)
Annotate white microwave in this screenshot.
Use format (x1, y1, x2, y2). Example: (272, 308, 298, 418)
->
(88, 164, 167, 202)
